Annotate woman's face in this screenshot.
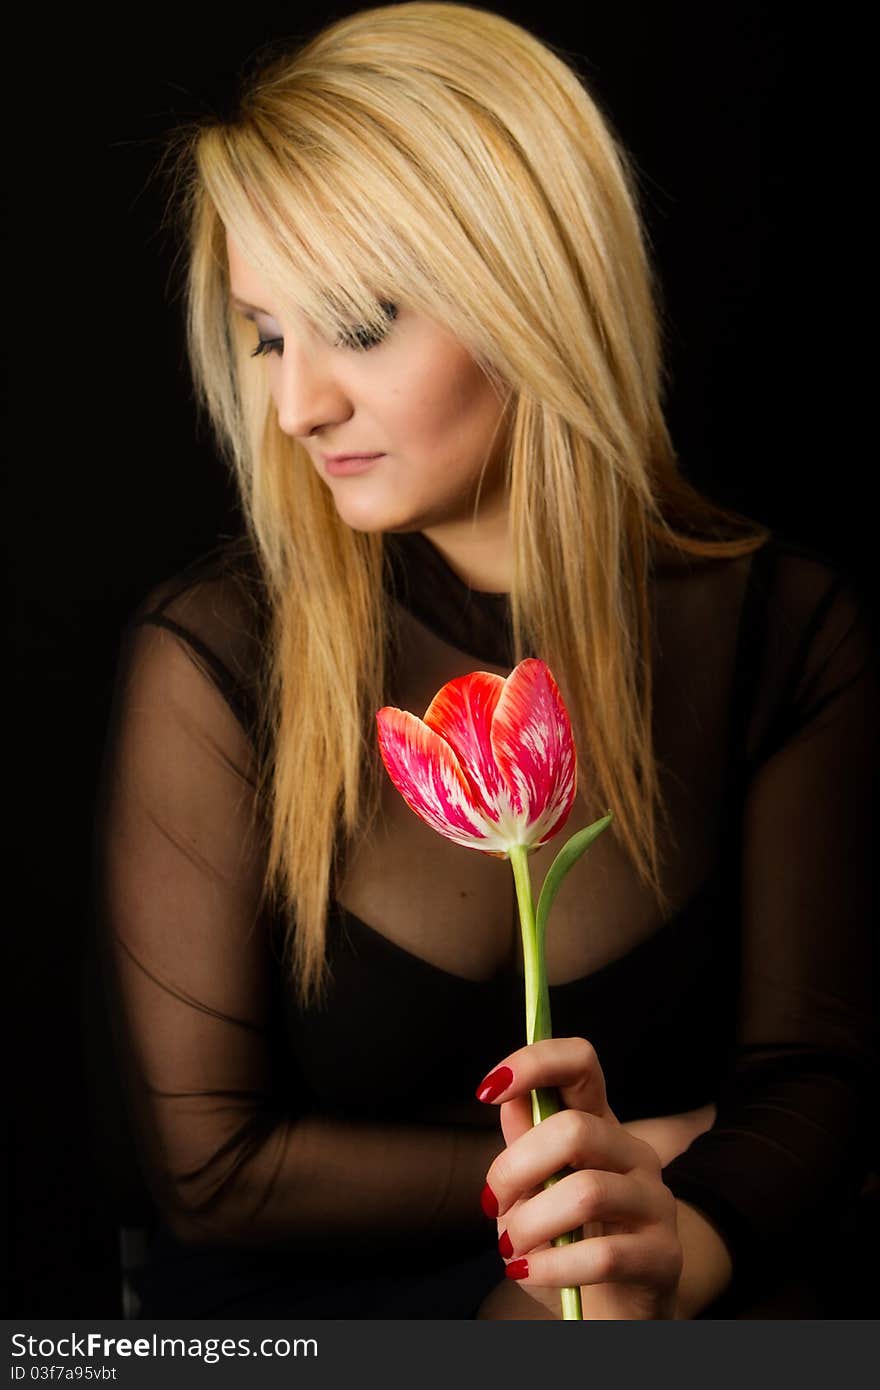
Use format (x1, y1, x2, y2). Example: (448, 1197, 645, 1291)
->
(225, 229, 512, 559)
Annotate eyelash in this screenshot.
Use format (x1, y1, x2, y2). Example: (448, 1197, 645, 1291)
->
(250, 338, 284, 359)
(250, 302, 398, 358)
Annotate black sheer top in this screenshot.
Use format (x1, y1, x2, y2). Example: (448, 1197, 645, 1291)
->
(93, 526, 878, 1308)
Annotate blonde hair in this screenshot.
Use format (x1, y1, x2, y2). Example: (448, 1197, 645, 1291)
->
(156, 2, 770, 1012)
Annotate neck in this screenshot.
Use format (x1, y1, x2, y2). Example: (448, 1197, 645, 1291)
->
(419, 509, 511, 596)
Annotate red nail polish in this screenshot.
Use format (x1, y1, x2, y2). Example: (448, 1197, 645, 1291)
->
(505, 1257, 529, 1280)
(480, 1182, 499, 1219)
(475, 1065, 514, 1103)
(498, 1229, 514, 1259)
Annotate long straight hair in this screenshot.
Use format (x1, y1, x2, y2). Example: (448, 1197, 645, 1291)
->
(156, 2, 770, 1012)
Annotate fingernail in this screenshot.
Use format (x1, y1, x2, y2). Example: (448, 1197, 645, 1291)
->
(505, 1257, 529, 1280)
(480, 1182, 499, 1219)
(475, 1065, 514, 1103)
(498, 1229, 514, 1259)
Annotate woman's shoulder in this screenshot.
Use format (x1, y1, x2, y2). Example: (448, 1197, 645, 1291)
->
(656, 527, 868, 625)
(736, 530, 874, 672)
(653, 528, 874, 708)
(124, 533, 270, 740)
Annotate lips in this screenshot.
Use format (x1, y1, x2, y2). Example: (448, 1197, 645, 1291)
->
(322, 452, 384, 463)
(323, 454, 385, 477)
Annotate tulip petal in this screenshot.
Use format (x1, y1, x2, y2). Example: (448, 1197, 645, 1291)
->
(375, 706, 514, 854)
(421, 671, 511, 814)
(489, 658, 577, 847)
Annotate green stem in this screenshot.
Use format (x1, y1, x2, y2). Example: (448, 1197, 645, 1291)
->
(508, 843, 583, 1322)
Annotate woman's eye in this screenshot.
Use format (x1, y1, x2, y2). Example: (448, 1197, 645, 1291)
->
(250, 337, 283, 358)
(249, 303, 397, 358)
(335, 301, 398, 351)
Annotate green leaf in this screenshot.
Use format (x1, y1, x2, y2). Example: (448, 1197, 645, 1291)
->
(535, 812, 613, 951)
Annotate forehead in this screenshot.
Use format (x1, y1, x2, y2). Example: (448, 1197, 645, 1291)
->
(225, 229, 274, 304)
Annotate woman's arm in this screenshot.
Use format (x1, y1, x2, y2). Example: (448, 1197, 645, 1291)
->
(96, 605, 509, 1253)
(660, 557, 879, 1308)
(624, 1102, 734, 1317)
(671, 1200, 733, 1318)
(622, 1103, 716, 1168)
(624, 1105, 734, 1318)
(170, 1103, 725, 1253)
(166, 1110, 505, 1252)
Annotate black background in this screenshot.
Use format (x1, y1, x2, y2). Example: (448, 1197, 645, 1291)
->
(7, 3, 871, 1315)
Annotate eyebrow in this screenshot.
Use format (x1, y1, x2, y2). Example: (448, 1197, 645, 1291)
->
(230, 296, 271, 316)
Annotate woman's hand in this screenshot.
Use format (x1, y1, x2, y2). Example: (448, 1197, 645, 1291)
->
(476, 1037, 685, 1319)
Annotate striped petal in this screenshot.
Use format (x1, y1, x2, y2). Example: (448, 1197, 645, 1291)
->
(422, 671, 510, 813)
(489, 658, 577, 847)
(375, 706, 514, 854)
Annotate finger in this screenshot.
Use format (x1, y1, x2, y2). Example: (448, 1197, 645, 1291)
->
(475, 1037, 618, 1122)
(487, 1108, 661, 1218)
(495, 1190, 554, 1260)
(498, 1168, 672, 1260)
(503, 1225, 683, 1297)
(499, 1094, 533, 1149)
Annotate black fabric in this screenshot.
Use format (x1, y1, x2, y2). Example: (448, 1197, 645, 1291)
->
(93, 525, 879, 1318)
(131, 1225, 504, 1319)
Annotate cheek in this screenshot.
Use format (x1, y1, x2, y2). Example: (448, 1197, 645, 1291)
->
(392, 361, 500, 462)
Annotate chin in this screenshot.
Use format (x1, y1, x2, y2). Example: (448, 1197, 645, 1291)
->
(331, 504, 404, 535)
(331, 493, 425, 536)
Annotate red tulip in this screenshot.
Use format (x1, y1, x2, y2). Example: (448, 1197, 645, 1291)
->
(376, 653, 612, 1321)
(375, 657, 577, 858)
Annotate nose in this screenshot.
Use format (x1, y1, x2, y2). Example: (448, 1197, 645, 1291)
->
(272, 340, 351, 441)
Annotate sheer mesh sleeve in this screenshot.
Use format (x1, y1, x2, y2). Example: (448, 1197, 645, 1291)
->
(93, 571, 501, 1255)
(662, 554, 879, 1302)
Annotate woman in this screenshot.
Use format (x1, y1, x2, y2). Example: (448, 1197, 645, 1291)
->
(93, 3, 877, 1319)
